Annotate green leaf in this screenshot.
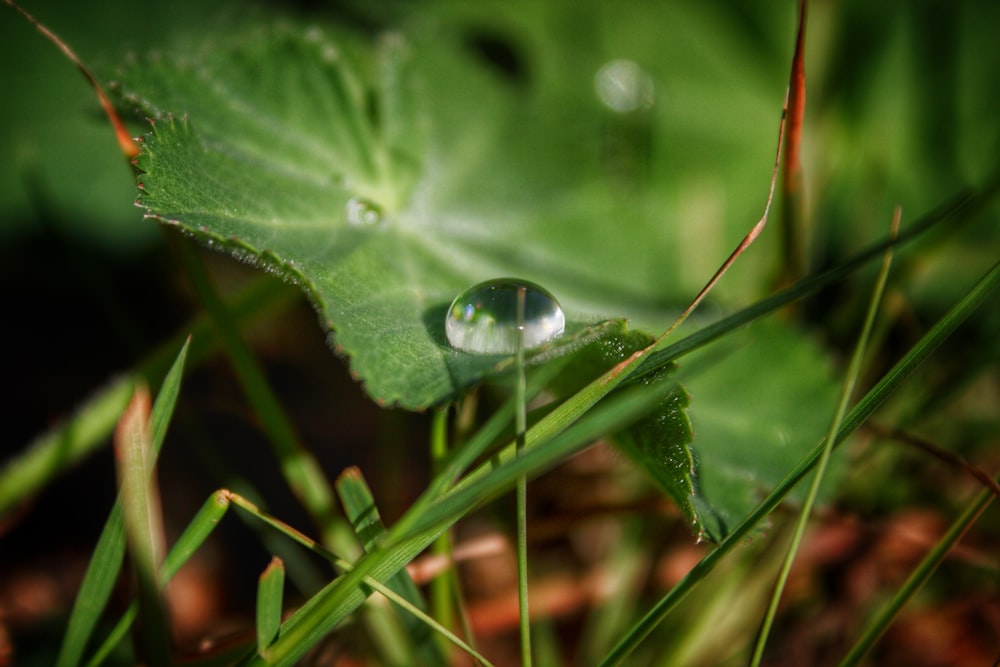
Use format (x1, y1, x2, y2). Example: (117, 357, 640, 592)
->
(612, 378, 696, 530)
(122, 22, 624, 408)
(543, 326, 701, 535)
(117, 8, 785, 409)
(677, 318, 840, 541)
(111, 7, 839, 548)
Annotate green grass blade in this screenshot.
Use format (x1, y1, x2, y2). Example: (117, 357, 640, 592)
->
(428, 407, 458, 655)
(338, 468, 438, 608)
(115, 387, 172, 667)
(837, 479, 997, 667)
(0, 379, 135, 518)
(514, 288, 532, 667)
(162, 490, 233, 578)
(385, 361, 565, 556)
(82, 601, 137, 667)
(175, 240, 354, 554)
(246, 381, 666, 666)
(223, 488, 490, 666)
(750, 208, 898, 666)
(257, 557, 286, 654)
(0, 276, 292, 519)
(56, 503, 129, 667)
(57, 338, 189, 667)
(85, 490, 235, 666)
(359, 579, 495, 667)
(408, 385, 674, 544)
(147, 336, 190, 454)
(599, 258, 1000, 666)
(336, 467, 446, 666)
(427, 358, 569, 501)
(337, 468, 391, 552)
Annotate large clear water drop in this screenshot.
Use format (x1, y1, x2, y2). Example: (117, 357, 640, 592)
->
(445, 278, 566, 355)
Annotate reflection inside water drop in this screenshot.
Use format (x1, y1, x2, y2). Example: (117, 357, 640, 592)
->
(346, 197, 383, 226)
(445, 278, 566, 355)
(594, 59, 655, 113)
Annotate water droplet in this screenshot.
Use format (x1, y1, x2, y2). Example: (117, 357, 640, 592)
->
(445, 278, 566, 355)
(594, 59, 655, 113)
(346, 197, 383, 226)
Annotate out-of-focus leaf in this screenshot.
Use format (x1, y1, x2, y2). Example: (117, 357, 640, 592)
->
(679, 319, 841, 540)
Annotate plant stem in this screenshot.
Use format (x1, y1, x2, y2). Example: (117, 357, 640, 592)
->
(515, 285, 532, 667)
(429, 407, 455, 653)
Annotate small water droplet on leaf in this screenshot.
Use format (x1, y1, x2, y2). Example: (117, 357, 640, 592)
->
(594, 59, 655, 113)
(346, 197, 383, 226)
(445, 278, 566, 354)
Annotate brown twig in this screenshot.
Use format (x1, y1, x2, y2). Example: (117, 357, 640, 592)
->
(4, 0, 139, 159)
(867, 424, 1000, 497)
(779, 0, 809, 286)
(783, 0, 807, 195)
(602, 1, 807, 386)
